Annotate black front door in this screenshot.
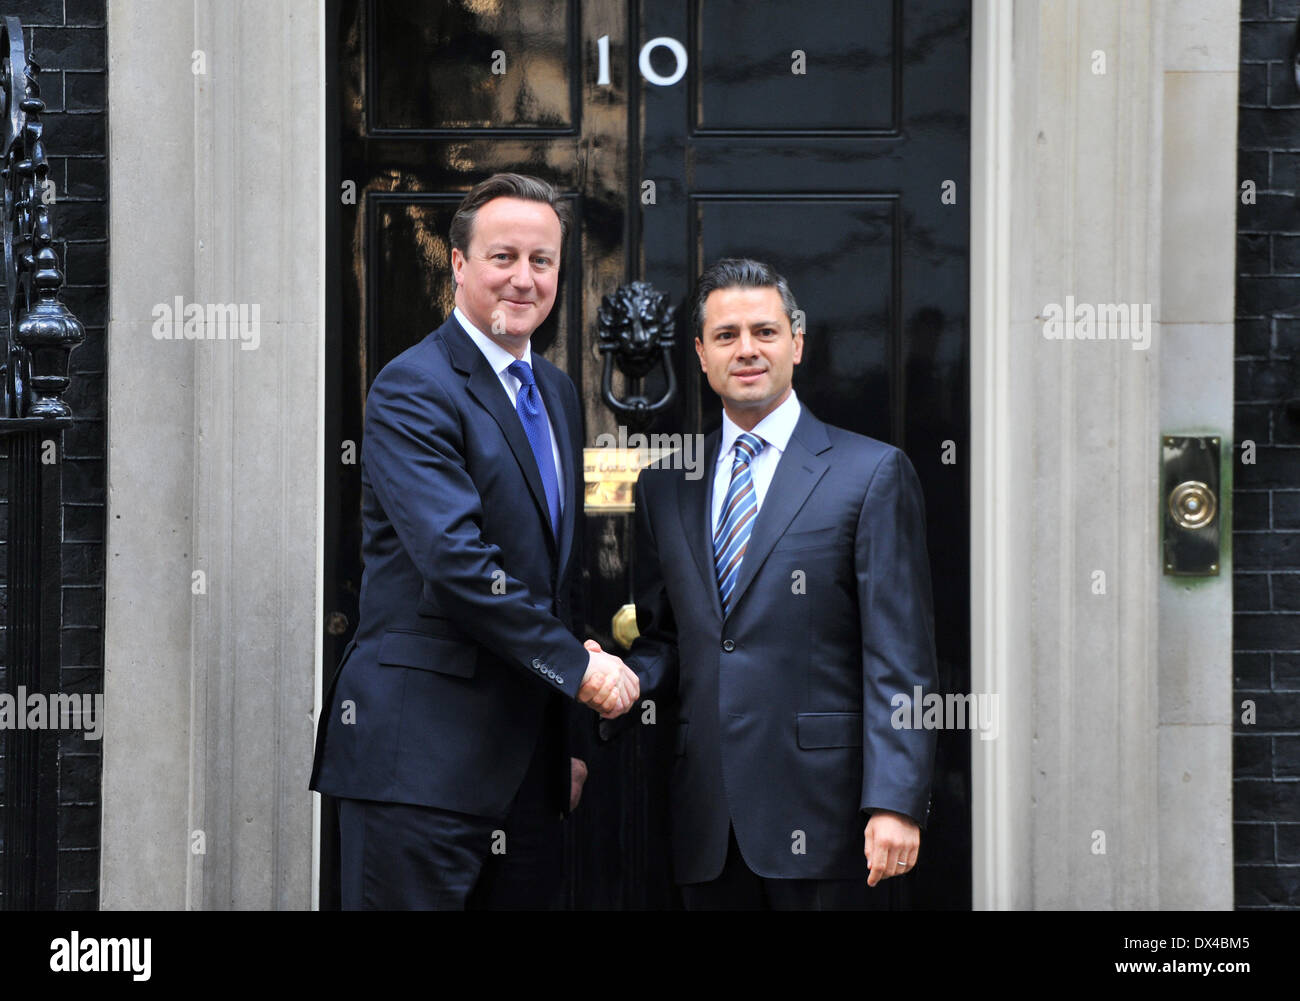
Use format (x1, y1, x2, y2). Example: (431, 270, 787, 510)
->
(324, 0, 970, 910)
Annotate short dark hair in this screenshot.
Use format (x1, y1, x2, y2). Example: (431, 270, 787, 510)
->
(691, 258, 801, 337)
(449, 173, 570, 256)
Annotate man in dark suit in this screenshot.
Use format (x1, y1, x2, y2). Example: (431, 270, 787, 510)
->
(613, 258, 938, 909)
(310, 173, 638, 910)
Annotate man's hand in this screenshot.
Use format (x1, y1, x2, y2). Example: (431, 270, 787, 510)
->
(583, 639, 640, 711)
(570, 757, 588, 811)
(864, 810, 920, 887)
(578, 642, 640, 719)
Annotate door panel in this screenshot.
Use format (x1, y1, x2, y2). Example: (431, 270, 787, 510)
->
(326, 0, 970, 910)
(693, 195, 898, 437)
(369, 0, 578, 132)
(693, 0, 896, 133)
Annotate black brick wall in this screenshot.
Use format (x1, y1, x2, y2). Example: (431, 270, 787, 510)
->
(0, 0, 107, 910)
(1236, 0, 1300, 910)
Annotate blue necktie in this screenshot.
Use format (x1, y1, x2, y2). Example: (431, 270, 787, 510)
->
(714, 432, 765, 615)
(507, 360, 562, 540)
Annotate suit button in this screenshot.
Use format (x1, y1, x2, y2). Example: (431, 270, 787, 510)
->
(722, 639, 735, 652)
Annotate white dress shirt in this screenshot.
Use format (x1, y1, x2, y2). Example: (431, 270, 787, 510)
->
(453, 306, 565, 511)
(711, 389, 802, 536)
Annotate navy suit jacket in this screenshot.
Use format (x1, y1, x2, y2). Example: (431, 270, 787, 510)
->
(310, 315, 591, 819)
(626, 407, 939, 883)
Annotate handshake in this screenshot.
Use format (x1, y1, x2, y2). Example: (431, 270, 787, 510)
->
(577, 639, 639, 719)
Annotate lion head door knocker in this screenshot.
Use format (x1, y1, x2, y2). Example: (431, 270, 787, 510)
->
(597, 281, 677, 433)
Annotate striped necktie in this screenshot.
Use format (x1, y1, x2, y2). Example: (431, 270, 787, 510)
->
(713, 432, 765, 615)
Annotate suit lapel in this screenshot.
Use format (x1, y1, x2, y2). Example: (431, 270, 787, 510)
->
(678, 429, 723, 622)
(442, 319, 557, 558)
(533, 358, 576, 573)
(725, 409, 831, 617)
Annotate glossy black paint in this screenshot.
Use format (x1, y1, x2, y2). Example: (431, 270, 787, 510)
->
(325, 0, 970, 910)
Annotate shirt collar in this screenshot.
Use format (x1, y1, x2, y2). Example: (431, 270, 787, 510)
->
(454, 305, 533, 379)
(717, 389, 801, 466)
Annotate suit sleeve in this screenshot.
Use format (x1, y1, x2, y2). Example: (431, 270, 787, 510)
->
(856, 447, 939, 827)
(362, 359, 590, 699)
(613, 472, 680, 734)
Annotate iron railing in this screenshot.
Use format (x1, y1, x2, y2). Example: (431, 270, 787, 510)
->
(0, 15, 85, 910)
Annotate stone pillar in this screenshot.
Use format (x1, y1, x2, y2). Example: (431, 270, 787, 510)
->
(972, 0, 1237, 909)
(101, 0, 323, 909)
(1154, 0, 1239, 911)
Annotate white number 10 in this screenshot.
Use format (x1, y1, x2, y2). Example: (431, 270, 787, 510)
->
(597, 35, 688, 88)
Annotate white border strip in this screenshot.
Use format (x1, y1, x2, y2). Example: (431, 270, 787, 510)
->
(311, 0, 327, 913)
(969, 0, 1014, 911)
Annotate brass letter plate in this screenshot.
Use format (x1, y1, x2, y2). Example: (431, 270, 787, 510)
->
(1162, 435, 1221, 576)
(584, 444, 685, 513)
(584, 448, 644, 513)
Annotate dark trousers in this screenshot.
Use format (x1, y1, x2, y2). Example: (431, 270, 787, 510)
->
(337, 717, 564, 910)
(679, 824, 891, 911)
